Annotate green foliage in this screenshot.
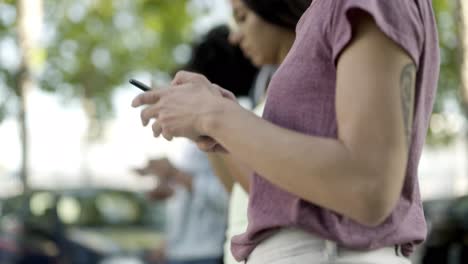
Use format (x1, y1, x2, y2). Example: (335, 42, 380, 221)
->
(433, 0, 461, 109)
(0, 106, 5, 123)
(0, 0, 194, 133)
(40, 0, 194, 130)
(427, 0, 465, 146)
(0, 1, 19, 120)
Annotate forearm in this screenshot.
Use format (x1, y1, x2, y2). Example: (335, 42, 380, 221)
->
(204, 101, 400, 226)
(207, 153, 252, 193)
(206, 153, 235, 192)
(221, 154, 252, 192)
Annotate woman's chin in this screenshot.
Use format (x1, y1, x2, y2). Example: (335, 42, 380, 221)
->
(250, 56, 265, 67)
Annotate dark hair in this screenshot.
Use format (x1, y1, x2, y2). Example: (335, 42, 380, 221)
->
(180, 24, 258, 97)
(242, 0, 312, 30)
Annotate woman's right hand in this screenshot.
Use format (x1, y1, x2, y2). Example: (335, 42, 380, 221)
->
(195, 136, 228, 153)
(132, 71, 239, 146)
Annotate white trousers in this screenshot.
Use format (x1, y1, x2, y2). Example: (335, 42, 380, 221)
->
(245, 228, 411, 264)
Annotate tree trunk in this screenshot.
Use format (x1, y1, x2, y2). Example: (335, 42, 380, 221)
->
(459, 0, 468, 194)
(16, 0, 40, 258)
(17, 0, 30, 192)
(460, 1, 468, 107)
(16, 70, 30, 192)
(16, 0, 43, 191)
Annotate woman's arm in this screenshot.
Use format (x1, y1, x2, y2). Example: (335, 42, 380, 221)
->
(207, 154, 252, 193)
(206, 154, 235, 192)
(199, 14, 415, 227)
(222, 154, 252, 192)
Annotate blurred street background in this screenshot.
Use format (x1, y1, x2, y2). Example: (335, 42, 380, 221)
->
(0, 0, 468, 263)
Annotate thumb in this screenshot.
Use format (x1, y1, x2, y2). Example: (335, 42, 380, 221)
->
(213, 84, 237, 101)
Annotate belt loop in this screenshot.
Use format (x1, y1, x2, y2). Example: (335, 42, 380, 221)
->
(394, 245, 400, 256)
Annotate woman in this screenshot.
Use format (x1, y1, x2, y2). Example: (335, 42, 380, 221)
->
(204, 1, 311, 264)
(132, 0, 440, 263)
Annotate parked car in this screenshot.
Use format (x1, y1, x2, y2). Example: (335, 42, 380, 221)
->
(421, 196, 468, 264)
(0, 188, 165, 264)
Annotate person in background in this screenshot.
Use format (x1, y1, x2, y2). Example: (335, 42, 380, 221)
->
(134, 24, 258, 264)
(132, 0, 440, 262)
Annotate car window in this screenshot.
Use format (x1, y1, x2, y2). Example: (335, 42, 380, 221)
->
(96, 192, 141, 225)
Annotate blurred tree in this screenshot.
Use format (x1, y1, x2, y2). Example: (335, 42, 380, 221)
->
(0, 0, 195, 185)
(0, 0, 43, 191)
(41, 0, 194, 139)
(0, 0, 17, 125)
(429, 0, 467, 146)
(40, 0, 195, 182)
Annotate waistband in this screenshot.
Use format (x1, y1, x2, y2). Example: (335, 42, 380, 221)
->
(246, 228, 409, 263)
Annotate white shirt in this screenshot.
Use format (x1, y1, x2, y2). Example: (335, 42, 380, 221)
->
(165, 138, 228, 261)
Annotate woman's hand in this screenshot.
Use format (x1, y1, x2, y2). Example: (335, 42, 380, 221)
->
(131, 71, 236, 152)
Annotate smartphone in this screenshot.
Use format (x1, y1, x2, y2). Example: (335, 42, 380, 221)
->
(129, 78, 151, 92)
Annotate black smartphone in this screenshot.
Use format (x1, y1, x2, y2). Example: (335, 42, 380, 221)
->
(129, 79, 151, 92)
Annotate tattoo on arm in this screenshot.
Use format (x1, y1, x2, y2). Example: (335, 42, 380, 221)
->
(400, 63, 416, 147)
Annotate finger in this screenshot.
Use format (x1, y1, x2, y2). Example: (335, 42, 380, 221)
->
(162, 129, 173, 141)
(213, 144, 229, 154)
(140, 104, 162, 126)
(152, 122, 163, 137)
(196, 136, 228, 153)
(132, 89, 166, 107)
(196, 136, 217, 151)
(214, 84, 237, 101)
(197, 141, 214, 152)
(172, 70, 204, 86)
